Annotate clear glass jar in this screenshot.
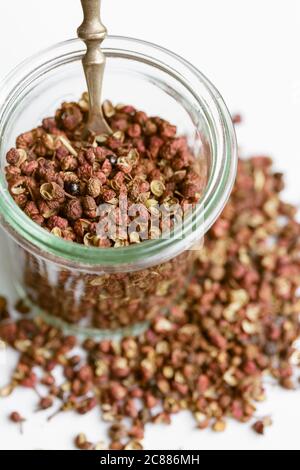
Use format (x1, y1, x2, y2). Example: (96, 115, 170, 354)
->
(0, 37, 237, 338)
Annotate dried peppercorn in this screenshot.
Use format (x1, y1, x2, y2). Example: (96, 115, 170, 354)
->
(9, 411, 24, 423)
(65, 199, 83, 221)
(38, 397, 53, 410)
(74, 433, 93, 450)
(87, 177, 102, 198)
(55, 102, 83, 131)
(9, 411, 25, 434)
(252, 421, 265, 435)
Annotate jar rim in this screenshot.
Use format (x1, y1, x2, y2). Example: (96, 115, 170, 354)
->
(0, 36, 237, 268)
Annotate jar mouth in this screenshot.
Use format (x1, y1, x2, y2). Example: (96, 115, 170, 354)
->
(0, 36, 237, 269)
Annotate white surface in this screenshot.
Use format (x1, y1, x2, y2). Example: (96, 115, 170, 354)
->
(0, 0, 300, 450)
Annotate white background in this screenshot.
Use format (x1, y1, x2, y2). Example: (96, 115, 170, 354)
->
(0, 0, 300, 450)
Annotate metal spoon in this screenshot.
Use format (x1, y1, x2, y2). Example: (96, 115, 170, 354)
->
(77, 0, 112, 136)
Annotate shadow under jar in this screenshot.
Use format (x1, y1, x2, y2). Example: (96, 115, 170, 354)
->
(0, 37, 237, 339)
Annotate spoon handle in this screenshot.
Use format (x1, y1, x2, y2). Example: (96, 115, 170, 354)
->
(78, 0, 111, 134)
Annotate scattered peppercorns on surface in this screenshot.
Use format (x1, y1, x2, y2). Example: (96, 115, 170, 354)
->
(1, 154, 300, 449)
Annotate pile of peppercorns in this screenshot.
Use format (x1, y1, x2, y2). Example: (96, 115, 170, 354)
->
(1, 154, 300, 449)
(5, 94, 204, 247)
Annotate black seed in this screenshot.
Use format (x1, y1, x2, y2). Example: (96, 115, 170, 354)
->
(64, 181, 80, 196)
(108, 154, 118, 166)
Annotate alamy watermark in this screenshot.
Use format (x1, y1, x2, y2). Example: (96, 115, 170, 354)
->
(90, 195, 205, 250)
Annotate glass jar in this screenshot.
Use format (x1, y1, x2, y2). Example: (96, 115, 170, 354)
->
(0, 37, 237, 338)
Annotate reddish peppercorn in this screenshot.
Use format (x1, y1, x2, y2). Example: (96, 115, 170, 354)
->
(9, 411, 23, 423)
(39, 397, 53, 410)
